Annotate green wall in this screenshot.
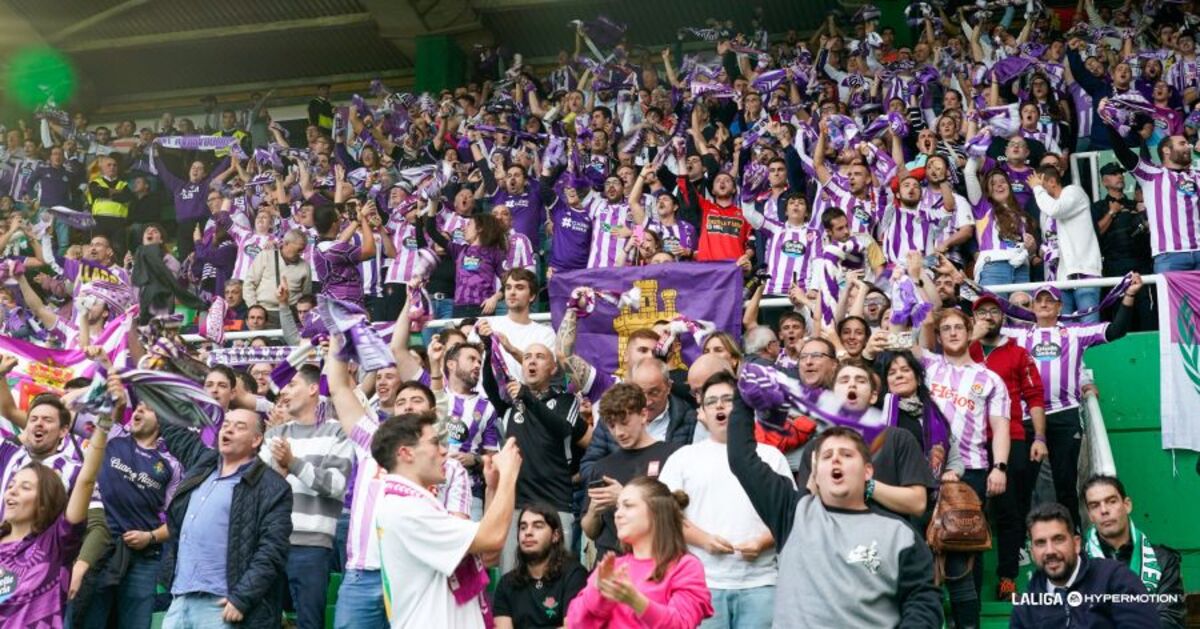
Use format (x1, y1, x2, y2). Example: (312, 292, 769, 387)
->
(1086, 332, 1200, 592)
(414, 36, 465, 94)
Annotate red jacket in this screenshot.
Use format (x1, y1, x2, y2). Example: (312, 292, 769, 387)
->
(969, 338, 1045, 441)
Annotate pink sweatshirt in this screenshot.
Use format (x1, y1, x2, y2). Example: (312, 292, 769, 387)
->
(565, 553, 713, 628)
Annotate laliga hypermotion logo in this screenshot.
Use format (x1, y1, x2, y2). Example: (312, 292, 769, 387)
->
(612, 279, 683, 375)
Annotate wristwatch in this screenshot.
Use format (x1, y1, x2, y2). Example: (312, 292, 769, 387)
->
(992, 462, 1008, 472)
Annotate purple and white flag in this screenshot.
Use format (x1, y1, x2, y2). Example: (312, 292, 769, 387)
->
(1157, 272, 1200, 452)
(549, 262, 743, 378)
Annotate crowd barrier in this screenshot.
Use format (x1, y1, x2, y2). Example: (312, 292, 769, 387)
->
(180, 274, 1161, 343)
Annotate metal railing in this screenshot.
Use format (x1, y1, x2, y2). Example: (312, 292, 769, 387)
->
(180, 274, 1160, 343)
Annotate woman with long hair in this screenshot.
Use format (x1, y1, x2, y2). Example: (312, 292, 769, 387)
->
(566, 477, 713, 628)
(422, 211, 508, 317)
(701, 332, 743, 371)
(878, 351, 961, 478)
(0, 383, 113, 626)
(964, 158, 1034, 286)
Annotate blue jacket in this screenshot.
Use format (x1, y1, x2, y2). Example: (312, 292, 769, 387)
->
(160, 423, 293, 628)
(1011, 554, 1158, 629)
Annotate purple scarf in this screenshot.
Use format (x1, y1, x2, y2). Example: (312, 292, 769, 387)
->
(317, 297, 395, 373)
(739, 363, 890, 443)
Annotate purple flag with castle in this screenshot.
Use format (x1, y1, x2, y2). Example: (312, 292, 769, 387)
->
(549, 262, 743, 380)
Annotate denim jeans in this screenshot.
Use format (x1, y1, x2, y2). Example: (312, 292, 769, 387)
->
(978, 261, 1030, 288)
(83, 552, 161, 629)
(334, 569, 389, 629)
(163, 593, 234, 629)
(1060, 287, 1101, 324)
(330, 510, 350, 573)
(701, 586, 776, 629)
(286, 545, 331, 629)
(1154, 250, 1200, 273)
(422, 296, 456, 344)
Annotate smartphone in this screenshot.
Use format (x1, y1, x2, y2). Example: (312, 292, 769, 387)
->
(886, 331, 914, 350)
(587, 479, 608, 490)
(922, 254, 940, 268)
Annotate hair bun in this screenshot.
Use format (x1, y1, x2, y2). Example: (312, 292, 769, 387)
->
(671, 489, 690, 511)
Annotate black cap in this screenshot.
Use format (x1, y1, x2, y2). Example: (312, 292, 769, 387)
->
(1099, 163, 1125, 176)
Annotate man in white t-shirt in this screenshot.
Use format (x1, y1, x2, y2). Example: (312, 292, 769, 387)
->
(372, 411, 522, 629)
(484, 268, 555, 380)
(659, 372, 793, 629)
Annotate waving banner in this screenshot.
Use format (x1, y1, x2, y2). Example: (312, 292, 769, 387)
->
(549, 262, 743, 384)
(1157, 272, 1200, 452)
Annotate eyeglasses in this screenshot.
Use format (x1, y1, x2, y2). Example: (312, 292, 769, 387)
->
(703, 394, 734, 408)
(799, 352, 833, 361)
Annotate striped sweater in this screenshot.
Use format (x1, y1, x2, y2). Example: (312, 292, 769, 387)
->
(259, 420, 354, 548)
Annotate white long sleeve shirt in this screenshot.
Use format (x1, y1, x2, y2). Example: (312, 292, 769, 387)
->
(1032, 183, 1103, 278)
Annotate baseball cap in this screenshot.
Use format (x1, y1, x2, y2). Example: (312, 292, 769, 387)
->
(1032, 285, 1062, 302)
(972, 294, 1003, 312)
(1099, 163, 1125, 177)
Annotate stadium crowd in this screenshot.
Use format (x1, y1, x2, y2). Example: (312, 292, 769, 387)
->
(0, 0, 1195, 627)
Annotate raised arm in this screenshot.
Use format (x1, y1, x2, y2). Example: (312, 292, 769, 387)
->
(325, 336, 368, 437)
(727, 394, 799, 551)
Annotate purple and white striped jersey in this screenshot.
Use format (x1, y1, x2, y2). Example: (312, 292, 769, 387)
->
(0, 440, 83, 521)
(359, 231, 385, 299)
(504, 229, 536, 273)
(809, 170, 850, 225)
(879, 201, 943, 265)
(1167, 55, 1200, 95)
(587, 198, 633, 268)
(920, 353, 1010, 470)
(232, 232, 277, 281)
(438, 208, 471, 247)
(924, 190, 973, 253)
(818, 180, 889, 237)
(1019, 122, 1062, 155)
(1131, 159, 1200, 256)
(1003, 322, 1108, 413)
(1067, 83, 1093, 144)
(972, 198, 1025, 254)
(383, 220, 425, 284)
(445, 392, 501, 493)
(762, 220, 818, 295)
(647, 218, 697, 257)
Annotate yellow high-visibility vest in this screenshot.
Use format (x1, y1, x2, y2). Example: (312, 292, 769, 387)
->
(87, 178, 129, 218)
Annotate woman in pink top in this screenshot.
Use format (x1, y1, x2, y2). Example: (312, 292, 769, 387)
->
(566, 477, 713, 628)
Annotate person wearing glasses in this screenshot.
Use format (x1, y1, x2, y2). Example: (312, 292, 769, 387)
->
(659, 372, 792, 629)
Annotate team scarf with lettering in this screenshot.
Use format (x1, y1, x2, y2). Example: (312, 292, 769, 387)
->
(46, 205, 97, 230)
(958, 273, 1134, 323)
(207, 346, 301, 368)
(379, 477, 493, 626)
(1084, 518, 1161, 593)
(739, 363, 889, 442)
(153, 135, 248, 160)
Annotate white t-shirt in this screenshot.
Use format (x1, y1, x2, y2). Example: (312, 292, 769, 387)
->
(375, 474, 484, 629)
(658, 439, 794, 589)
(483, 315, 557, 381)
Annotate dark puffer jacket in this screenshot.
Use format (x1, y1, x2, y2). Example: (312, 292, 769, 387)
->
(160, 423, 292, 628)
